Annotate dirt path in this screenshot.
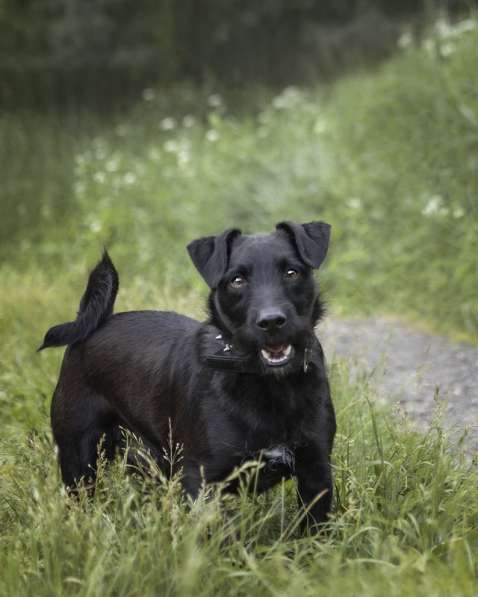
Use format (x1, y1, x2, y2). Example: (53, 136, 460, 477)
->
(318, 316, 478, 455)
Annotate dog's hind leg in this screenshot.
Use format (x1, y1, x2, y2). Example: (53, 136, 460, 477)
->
(51, 352, 120, 490)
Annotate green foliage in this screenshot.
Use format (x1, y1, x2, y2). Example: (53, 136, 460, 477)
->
(2, 17, 477, 335)
(321, 17, 478, 334)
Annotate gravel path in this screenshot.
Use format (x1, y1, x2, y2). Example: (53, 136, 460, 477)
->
(318, 316, 478, 455)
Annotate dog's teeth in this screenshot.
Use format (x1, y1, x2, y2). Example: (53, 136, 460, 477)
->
(261, 344, 292, 365)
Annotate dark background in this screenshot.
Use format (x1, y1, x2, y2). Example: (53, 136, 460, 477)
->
(1, 0, 474, 110)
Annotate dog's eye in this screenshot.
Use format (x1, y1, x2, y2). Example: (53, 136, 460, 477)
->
(285, 268, 300, 279)
(229, 275, 246, 289)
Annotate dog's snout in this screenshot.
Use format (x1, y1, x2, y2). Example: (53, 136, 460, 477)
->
(256, 309, 287, 332)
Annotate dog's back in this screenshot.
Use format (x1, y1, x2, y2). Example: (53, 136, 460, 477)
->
(79, 310, 201, 413)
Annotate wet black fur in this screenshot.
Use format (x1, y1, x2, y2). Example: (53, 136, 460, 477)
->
(41, 221, 336, 530)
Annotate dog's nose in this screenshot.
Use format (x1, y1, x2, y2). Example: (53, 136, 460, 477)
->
(256, 309, 287, 332)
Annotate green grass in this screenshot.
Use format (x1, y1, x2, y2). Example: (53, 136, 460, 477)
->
(1, 326, 477, 595)
(1, 15, 478, 597)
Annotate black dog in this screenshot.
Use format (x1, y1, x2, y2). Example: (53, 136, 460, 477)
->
(40, 221, 336, 528)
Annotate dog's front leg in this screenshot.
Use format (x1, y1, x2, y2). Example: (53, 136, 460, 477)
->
(181, 461, 204, 500)
(294, 442, 333, 533)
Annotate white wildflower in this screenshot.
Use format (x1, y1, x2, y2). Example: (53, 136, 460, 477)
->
(314, 118, 327, 134)
(160, 117, 177, 131)
(435, 18, 453, 39)
(206, 129, 219, 142)
(436, 17, 477, 39)
(272, 86, 302, 110)
(454, 18, 477, 35)
(422, 195, 441, 216)
(93, 171, 106, 184)
(422, 39, 436, 56)
(75, 153, 86, 167)
(208, 94, 223, 108)
(440, 42, 456, 58)
(183, 115, 196, 128)
(142, 88, 155, 101)
(398, 31, 413, 49)
(164, 140, 179, 153)
(178, 149, 191, 168)
(347, 198, 362, 210)
(89, 220, 102, 233)
(123, 172, 136, 185)
(422, 195, 448, 216)
(105, 158, 119, 172)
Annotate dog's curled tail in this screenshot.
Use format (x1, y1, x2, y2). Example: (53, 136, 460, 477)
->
(38, 250, 119, 351)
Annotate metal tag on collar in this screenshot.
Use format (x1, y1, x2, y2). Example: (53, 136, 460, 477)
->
(205, 349, 254, 372)
(303, 348, 310, 373)
(206, 334, 252, 372)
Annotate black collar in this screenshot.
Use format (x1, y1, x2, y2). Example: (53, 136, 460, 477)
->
(204, 333, 320, 375)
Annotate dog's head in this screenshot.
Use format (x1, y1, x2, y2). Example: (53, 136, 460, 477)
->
(187, 221, 330, 375)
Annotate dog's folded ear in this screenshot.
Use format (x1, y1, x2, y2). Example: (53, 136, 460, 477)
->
(276, 221, 331, 268)
(187, 228, 242, 288)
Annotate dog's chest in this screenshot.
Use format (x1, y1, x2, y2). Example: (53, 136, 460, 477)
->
(202, 393, 311, 486)
(206, 435, 297, 489)
(197, 368, 321, 486)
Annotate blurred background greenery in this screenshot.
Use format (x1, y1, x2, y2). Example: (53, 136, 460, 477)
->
(1, 0, 477, 339)
(1, 5, 478, 594)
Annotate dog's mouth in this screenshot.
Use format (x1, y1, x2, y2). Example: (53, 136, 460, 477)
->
(260, 343, 294, 367)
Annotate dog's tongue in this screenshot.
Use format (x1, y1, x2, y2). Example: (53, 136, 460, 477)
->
(265, 343, 288, 357)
